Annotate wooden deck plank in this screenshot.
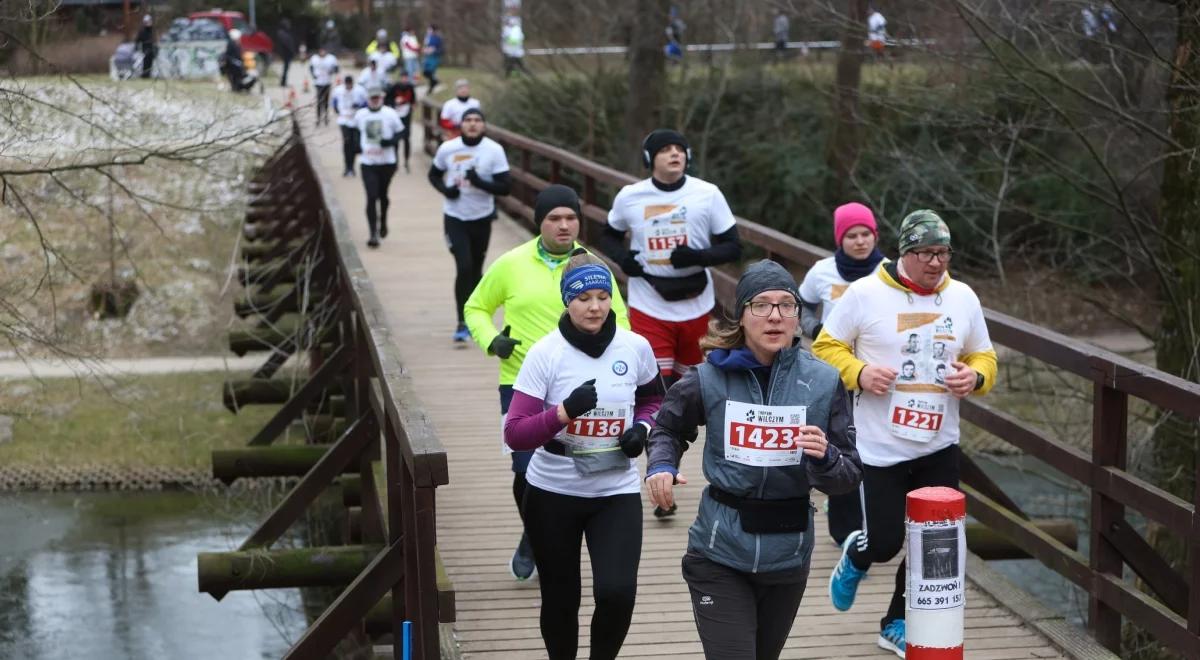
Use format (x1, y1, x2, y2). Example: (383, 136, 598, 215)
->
(304, 116, 1076, 659)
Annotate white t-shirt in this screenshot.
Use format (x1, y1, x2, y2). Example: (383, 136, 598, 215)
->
(332, 84, 367, 127)
(798, 255, 860, 323)
(353, 106, 403, 166)
(439, 96, 482, 127)
(401, 34, 420, 61)
(308, 53, 338, 86)
(821, 268, 993, 467)
(607, 176, 737, 321)
(868, 11, 887, 42)
(358, 67, 389, 91)
(432, 136, 510, 221)
(514, 327, 659, 498)
(371, 50, 398, 74)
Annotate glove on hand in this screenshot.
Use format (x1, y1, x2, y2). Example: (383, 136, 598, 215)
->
(620, 250, 645, 278)
(562, 379, 598, 419)
(488, 325, 521, 359)
(465, 168, 483, 186)
(669, 245, 707, 269)
(618, 422, 649, 458)
(443, 185, 461, 200)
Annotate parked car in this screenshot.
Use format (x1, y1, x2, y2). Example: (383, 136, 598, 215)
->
(187, 10, 274, 70)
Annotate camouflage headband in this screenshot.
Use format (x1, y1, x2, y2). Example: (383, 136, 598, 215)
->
(897, 210, 951, 254)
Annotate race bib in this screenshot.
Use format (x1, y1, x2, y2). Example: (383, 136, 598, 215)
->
(889, 391, 946, 443)
(644, 222, 689, 265)
(724, 401, 807, 467)
(562, 403, 630, 453)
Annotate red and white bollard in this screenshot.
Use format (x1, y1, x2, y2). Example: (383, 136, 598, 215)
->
(906, 486, 967, 659)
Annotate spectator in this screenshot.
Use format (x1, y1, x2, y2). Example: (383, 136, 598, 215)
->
(275, 18, 297, 87)
(400, 29, 421, 80)
(135, 15, 157, 79)
(773, 11, 789, 60)
(501, 17, 529, 77)
(867, 6, 887, 58)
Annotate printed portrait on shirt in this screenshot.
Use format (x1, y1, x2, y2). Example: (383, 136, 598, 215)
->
(900, 360, 917, 381)
(902, 333, 921, 355)
(934, 363, 946, 385)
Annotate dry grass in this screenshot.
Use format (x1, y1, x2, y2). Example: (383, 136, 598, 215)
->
(6, 34, 123, 76)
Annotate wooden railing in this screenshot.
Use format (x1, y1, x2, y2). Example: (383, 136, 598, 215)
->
(198, 122, 452, 659)
(421, 99, 1200, 656)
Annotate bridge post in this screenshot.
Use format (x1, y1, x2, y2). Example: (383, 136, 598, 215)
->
(906, 486, 966, 659)
(1090, 380, 1127, 653)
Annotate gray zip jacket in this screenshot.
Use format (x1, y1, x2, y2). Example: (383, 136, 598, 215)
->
(647, 344, 862, 573)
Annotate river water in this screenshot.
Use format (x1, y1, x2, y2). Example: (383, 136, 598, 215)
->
(0, 491, 307, 659)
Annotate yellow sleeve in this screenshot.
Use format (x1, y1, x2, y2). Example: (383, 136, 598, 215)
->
(962, 348, 998, 395)
(365, 41, 378, 55)
(610, 268, 631, 330)
(464, 261, 508, 355)
(811, 329, 867, 392)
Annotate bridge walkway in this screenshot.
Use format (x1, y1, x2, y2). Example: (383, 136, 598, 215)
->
(296, 110, 1070, 659)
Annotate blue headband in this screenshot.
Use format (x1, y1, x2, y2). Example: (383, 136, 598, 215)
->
(561, 264, 612, 306)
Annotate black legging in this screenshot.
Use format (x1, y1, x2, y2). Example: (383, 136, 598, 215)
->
(315, 84, 331, 123)
(339, 126, 358, 174)
(361, 164, 397, 235)
(443, 215, 493, 324)
(522, 486, 641, 660)
(848, 444, 960, 628)
(398, 115, 412, 166)
(424, 67, 438, 94)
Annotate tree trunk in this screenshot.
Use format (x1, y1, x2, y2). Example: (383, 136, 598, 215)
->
(824, 0, 870, 207)
(624, 0, 669, 170)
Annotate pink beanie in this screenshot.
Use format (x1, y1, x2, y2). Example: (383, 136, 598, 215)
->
(833, 202, 878, 246)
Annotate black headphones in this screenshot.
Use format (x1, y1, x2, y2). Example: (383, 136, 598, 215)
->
(641, 131, 692, 169)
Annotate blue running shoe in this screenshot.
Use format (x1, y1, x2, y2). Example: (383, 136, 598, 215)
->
(829, 529, 866, 611)
(452, 325, 470, 343)
(877, 619, 906, 658)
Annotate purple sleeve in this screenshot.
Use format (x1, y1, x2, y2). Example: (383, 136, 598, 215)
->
(503, 390, 566, 451)
(634, 392, 663, 425)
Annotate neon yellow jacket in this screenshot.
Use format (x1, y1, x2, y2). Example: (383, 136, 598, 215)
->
(464, 238, 630, 385)
(365, 39, 401, 58)
(811, 265, 998, 395)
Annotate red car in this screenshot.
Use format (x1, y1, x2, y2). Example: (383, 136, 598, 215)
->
(188, 10, 274, 67)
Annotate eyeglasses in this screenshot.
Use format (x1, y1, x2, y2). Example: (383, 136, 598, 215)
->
(745, 301, 800, 318)
(911, 249, 954, 264)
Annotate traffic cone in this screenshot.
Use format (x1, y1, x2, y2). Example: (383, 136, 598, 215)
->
(303, 78, 310, 94)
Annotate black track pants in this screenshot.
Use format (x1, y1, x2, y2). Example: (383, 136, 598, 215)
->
(443, 215, 493, 325)
(522, 485, 641, 660)
(826, 488, 864, 546)
(339, 126, 358, 173)
(315, 84, 331, 123)
(848, 444, 960, 628)
(361, 164, 396, 235)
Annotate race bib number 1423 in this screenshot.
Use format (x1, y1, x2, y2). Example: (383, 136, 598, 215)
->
(724, 401, 807, 467)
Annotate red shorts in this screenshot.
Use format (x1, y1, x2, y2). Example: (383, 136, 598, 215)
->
(630, 308, 709, 379)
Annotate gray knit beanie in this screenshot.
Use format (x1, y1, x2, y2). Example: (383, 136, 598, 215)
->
(735, 260, 800, 316)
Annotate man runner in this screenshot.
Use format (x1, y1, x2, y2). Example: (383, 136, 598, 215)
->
(308, 45, 339, 126)
(464, 184, 630, 581)
(353, 85, 403, 248)
(815, 210, 998, 658)
(428, 108, 511, 343)
(331, 75, 367, 176)
(439, 79, 481, 141)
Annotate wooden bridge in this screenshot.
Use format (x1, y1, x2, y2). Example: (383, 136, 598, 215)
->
(193, 99, 1200, 659)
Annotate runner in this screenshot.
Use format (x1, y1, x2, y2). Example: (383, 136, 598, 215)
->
(439, 79, 481, 141)
(504, 251, 663, 660)
(390, 70, 416, 172)
(365, 28, 400, 63)
(308, 45, 339, 126)
(464, 185, 630, 582)
(422, 24, 444, 94)
(427, 108, 511, 342)
(400, 28, 421, 80)
(645, 260, 862, 660)
(353, 85, 403, 248)
(814, 210, 997, 658)
(358, 59, 389, 94)
(331, 75, 367, 177)
(797, 202, 884, 547)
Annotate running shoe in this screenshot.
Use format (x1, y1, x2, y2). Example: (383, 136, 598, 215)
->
(877, 619, 906, 658)
(829, 529, 866, 611)
(452, 325, 470, 343)
(509, 533, 536, 581)
(367, 233, 380, 249)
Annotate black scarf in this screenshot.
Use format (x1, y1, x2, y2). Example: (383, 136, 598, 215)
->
(559, 310, 617, 359)
(651, 175, 686, 192)
(462, 133, 483, 146)
(834, 247, 884, 282)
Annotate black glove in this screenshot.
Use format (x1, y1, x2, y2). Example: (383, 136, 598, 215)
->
(380, 137, 398, 148)
(620, 250, 645, 278)
(488, 325, 521, 359)
(618, 422, 648, 458)
(669, 245, 708, 269)
(465, 167, 483, 186)
(561, 379, 597, 419)
(443, 185, 461, 200)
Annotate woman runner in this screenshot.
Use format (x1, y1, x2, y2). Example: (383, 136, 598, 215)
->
(504, 251, 664, 660)
(645, 260, 863, 660)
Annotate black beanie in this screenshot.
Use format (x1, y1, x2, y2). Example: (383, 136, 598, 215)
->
(734, 260, 800, 316)
(461, 107, 485, 122)
(642, 128, 689, 167)
(533, 184, 582, 225)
